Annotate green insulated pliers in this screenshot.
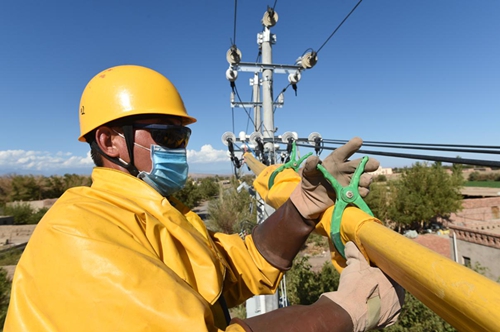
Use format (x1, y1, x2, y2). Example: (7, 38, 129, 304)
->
(316, 156, 374, 258)
(268, 140, 312, 189)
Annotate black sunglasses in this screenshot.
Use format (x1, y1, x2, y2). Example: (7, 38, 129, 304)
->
(132, 124, 191, 149)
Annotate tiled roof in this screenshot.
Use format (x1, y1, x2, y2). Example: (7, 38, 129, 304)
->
(412, 234, 451, 259)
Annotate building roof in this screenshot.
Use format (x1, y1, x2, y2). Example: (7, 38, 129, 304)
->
(412, 234, 451, 259)
(449, 221, 500, 250)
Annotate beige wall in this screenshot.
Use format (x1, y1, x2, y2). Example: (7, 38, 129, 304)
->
(450, 197, 500, 224)
(451, 237, 500, 282)
(0, 225, 37, 246)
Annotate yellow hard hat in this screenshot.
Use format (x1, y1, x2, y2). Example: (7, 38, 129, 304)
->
(78, 65, 196, 142)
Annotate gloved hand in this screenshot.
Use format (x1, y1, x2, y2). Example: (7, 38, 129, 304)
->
(322, 242, 405, 331)
(289, 137, 380, 220)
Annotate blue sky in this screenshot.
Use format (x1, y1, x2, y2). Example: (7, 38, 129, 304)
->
(0, 0, 499, 176)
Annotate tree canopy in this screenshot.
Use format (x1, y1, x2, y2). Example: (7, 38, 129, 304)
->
(0, 174, 91, 205)
(364, 162, 464, 232)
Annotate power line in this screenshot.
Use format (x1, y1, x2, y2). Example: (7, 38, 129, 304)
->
(321, 139, 500, 155)
(271, 0, 278, 12)
(322, 138, 500, 150)
(237, 135, 500, 167)
(316, 0, 364, 54)
(233, 83, 256, 130)
(291, 142, 500, 168)
(232, 0, 238, 45)
(233, 82, 277, 137)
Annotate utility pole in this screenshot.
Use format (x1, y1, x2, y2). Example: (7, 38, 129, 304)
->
(223, 7, 318, 318)
(247, 9, 280, 317)
(261, 25, 275, 164)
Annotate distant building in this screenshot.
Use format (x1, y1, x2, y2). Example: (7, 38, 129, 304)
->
(0, 224, 37, 246)
(369, 167, 393, 176)
(448, 197, 500, 281)
(450, 197, 500, 223)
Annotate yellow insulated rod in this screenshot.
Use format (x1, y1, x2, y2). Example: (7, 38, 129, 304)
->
(244, 152, 500, 331)
(349, 221, 500, 332)
(243, 152, 267, 175)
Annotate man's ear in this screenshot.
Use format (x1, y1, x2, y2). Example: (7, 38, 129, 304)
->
(95, 126, 121, 158)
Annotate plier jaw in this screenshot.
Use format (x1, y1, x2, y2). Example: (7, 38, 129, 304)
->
(317, 156, 374, 258)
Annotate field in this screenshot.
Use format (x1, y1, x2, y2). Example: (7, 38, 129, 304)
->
(464, 181, 500, 188)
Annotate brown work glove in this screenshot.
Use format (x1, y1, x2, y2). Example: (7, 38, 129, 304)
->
(322, 242, 405, 331)
(290, 137, 380, 220)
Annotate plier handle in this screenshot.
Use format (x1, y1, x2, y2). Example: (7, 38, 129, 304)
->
(316, 156, 374, 258)
(268, 140, 312, 189)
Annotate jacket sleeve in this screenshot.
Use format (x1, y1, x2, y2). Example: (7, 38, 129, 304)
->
(210, 231, 283, 308)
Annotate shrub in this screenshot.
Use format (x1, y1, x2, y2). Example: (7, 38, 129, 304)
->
(3, 203, 48, 225)
(0, 268, 11, 328)
(286, 257, 340, 305)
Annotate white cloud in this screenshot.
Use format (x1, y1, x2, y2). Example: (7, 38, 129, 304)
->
(0, 146, 235, 175)
(0, 150, 93, 172)
(187, 144, 230, 164)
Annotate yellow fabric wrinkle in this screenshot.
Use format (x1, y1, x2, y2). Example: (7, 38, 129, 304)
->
(212, 233, 283, 308)
(5, 167, 281, 331)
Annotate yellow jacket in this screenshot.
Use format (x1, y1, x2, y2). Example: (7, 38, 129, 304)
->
(4, 168, 282, 331)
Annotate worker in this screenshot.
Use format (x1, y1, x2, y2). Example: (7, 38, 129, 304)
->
(4, 65, 404, 331)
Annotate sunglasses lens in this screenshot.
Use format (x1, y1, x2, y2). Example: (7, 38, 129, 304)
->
(150, 126, 191, 149)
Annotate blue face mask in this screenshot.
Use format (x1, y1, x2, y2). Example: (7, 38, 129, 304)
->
(138, 145, 189, 197)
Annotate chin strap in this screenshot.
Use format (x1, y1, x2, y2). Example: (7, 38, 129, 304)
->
(91, 124, 140, 176)
(121, 125, 140, 176)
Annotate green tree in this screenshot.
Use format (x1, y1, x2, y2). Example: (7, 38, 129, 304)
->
(385, 292, 456, 331)
(468, 171, 480, 181)
(0, 176, 13, 205)
(450, 163, 465, 187)
(172, 178, 203, 209)
(286, 257, 340, 305)
(0, 174, 92, 204)
(387, 162, 463, 232)
(61, 174, 91, 189)
(364, 182, 391, 224)
(197, 177, 219, 199)
(3, 203, 48, 225)
(206, 186, 256, 235)
(10, 175, 42, 201)
(285, 256, 455, 331)
(43, 175, 67, 198)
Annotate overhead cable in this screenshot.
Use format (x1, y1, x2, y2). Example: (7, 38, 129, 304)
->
(322, 138, 500, 150)
(232, 83, 257, 130)
(316, 0, 364, 54)
(234, 82, 280, 138)
(293, 142, 500, 168)
(232, 0, 238, 46)
(273, 83, 291, 115)
(271, 0, 278, 11)
(321, 139, 500, 155)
